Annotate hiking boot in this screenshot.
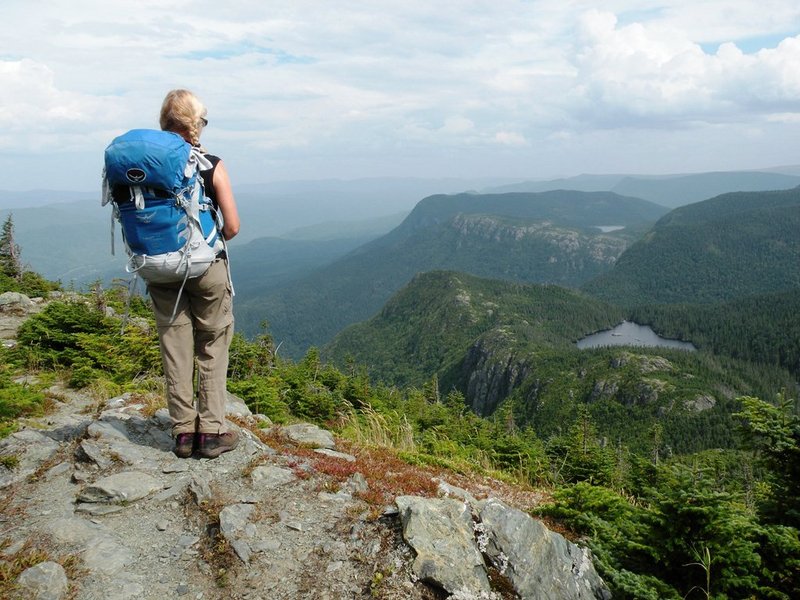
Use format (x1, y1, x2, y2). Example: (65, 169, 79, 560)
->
(198, 431, 239, 459)
(173, 432, 196, 458)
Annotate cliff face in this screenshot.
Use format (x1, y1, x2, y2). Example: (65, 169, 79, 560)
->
(458, 334, 531, 417)
(449, 213, 626, 269)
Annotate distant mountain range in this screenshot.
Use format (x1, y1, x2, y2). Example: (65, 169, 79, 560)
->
(4, 170, 800, 362)
(486, 170, 800, 208)
(0, 177, 506, 285)
(237, 190, 668, 356)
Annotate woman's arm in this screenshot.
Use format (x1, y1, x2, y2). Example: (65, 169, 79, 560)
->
(212, 160, 240, 240)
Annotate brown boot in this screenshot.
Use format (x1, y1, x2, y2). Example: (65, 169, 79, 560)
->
(173, 432, 196, 458)
(197, 431, 239, 459)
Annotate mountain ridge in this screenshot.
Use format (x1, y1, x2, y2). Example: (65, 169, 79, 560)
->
(485, 170, 800, 208)
(583, 186, 800, 305)
(324, 270, 797, 455)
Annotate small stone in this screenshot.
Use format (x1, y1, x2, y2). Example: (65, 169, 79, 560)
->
(106, 393, 132, 409)
(157, 520, 169, 531)
(219, 504, 255, 539)
(189, 477, 213, 505)
(177, 534, 200, 549)
(346, 472, 369, 494)
(74, 503, 125, 516)
(71, 470, 91, 484)
(283, 423, 336, 449)
(326, 560, 345, 573)
(176, 583, 190, 596)
(231, 539, 252, 563)
(314, 448, 356, 462)
(16, 561, 68, 600)
(250, 465, 296, 488)
(162, 462, 190, 474)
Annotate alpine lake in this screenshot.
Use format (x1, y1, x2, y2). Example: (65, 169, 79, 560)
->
(576, 320, 697, 352)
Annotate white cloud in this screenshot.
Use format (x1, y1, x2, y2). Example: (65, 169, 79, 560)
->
(567, 10, 800, 127)
(494, 131, 527, 146)
(0, 58, 125, 151)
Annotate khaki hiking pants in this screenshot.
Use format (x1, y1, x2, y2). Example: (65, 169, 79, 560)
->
(148, 257, 233, 436)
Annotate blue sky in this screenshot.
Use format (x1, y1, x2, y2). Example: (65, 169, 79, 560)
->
(1, 0, 800, 191)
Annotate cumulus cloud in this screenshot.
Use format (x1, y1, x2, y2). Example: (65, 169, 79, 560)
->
(569, 10, 800, 126)
(0, 58, 125, 151)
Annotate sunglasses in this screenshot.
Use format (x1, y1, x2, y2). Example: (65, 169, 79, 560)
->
(200, 117, 208, 127)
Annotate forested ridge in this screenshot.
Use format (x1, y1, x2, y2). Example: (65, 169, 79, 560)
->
(630, 290, 800, 378)
(326, 270, 798, 457)
(325, 270, 627, 388)
(584, 186, 800, 305)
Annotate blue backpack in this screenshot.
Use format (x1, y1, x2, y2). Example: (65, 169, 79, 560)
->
(102, 129, 230, 319)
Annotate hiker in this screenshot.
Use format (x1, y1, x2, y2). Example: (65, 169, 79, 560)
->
(147, 89, 241, 459)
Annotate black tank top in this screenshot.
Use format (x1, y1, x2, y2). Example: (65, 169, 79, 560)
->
(201, 153, 221, 207)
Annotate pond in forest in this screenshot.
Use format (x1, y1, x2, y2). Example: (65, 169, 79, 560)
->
(576, 320, 696, 351)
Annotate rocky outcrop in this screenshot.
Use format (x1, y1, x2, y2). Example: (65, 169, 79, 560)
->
(0, 390, 422, 599)
(479, 499, 610, 600)
(0, 291, 43, 343)
(686, 394, 717, 411)
(448, 214, 626, 267)
(396, 494, 611, 600)
(396, 496, 491, 595)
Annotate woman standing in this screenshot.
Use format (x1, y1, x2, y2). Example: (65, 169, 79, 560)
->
(148, 89, 241, 459)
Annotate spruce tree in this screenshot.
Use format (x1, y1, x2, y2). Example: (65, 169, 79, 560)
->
(0, 214, 21, 280)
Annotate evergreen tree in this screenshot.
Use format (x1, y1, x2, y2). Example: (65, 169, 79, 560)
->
(736, 393, 800, 527)
(0, 214, 21, 280)
(549, 404, 616, 485)
(648, 463, 762, 598)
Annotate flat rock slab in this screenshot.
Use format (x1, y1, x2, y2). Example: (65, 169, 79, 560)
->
(250, 465, 297, 488)
(46, 517, 134, 576)
(87, 419, 131, 442)
(0, 429, 61, 488)
(284, 423, 335, 449)
(77, 471, 162, 504)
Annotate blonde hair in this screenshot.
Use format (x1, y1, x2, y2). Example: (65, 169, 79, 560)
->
(159, 89, 207, 146)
